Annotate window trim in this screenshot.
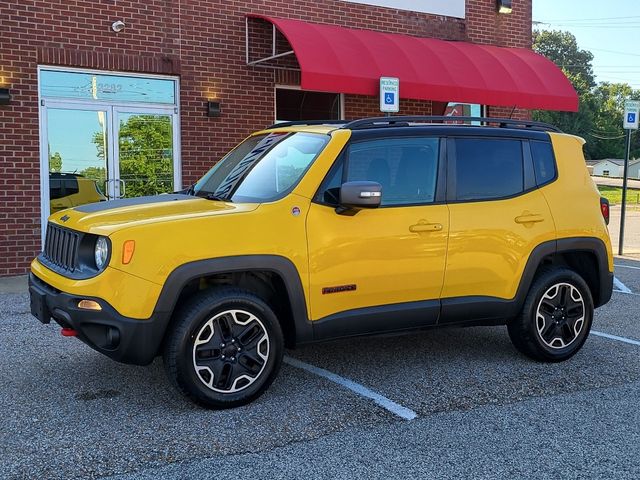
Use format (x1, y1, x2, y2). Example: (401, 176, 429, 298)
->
(313, 135, 446, 209)
(446, 136, 536, 204)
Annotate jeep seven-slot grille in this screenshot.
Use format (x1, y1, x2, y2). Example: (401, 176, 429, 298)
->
(43, 223, 80, 272)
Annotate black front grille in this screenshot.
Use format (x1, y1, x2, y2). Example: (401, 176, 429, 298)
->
(43, 223, 80, 272)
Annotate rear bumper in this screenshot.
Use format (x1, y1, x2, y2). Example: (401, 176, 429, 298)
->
(29, 273, 168, 365)
(598, 271, 614, 308)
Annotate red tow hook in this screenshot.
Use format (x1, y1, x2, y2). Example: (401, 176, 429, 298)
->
(61, 328, 78, 337)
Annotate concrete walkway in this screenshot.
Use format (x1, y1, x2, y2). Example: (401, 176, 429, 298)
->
(608, 205, 640, 254)
(0, 275, 27, 294)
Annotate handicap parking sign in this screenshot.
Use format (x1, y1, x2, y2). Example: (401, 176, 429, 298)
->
(624, 100, 640, 129)
(379, 77, 399, 113)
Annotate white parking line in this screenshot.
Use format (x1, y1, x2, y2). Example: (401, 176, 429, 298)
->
(613, 276, 633, 294)
(615, 264, 640, 271)
(284, 356, 418, 421)
(592, 330, 640, 347)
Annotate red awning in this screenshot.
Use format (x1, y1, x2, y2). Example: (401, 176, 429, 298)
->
(247, 15, 578, 112)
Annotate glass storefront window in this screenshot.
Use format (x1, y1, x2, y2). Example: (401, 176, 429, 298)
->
(40, 70, 176, 104)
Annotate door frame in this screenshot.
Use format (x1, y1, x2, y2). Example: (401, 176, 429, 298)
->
(37, 66, 181, 244)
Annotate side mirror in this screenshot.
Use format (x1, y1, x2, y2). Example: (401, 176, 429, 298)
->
(337, 181, 382, 215)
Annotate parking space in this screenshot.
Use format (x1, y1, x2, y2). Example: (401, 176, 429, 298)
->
(2, 259, 640, 479)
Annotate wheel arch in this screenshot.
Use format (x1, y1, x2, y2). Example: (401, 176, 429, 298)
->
(152, 256, 313, 354)
(516, 237, 613, 314)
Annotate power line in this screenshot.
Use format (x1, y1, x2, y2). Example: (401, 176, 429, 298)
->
(535, 15, 640, 23)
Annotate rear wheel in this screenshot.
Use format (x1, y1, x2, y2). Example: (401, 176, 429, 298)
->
(508, 268, 593, 362)
(163, 287, 284, 409)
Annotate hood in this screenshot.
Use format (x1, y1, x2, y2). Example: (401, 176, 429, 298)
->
(49, 194, 258, 235)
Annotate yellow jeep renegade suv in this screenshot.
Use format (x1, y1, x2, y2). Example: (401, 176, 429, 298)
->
(29, 116, 614, 409)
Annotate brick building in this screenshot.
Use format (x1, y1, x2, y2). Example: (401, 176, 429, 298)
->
(0, 0, 576, 276)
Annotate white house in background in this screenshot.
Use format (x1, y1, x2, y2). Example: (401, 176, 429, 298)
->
(592, 159, 640, 179)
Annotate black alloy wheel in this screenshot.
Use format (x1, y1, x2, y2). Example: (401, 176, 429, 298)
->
(163, 287, 284, 409)
(508, 268, 594, 362)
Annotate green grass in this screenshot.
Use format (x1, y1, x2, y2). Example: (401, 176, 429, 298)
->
(598, 185, 640, 206)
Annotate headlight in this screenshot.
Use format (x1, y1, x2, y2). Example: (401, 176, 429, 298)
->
(94, 237, 109, 270)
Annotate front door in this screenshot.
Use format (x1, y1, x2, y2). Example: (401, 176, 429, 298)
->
(307, 136, 449, 334)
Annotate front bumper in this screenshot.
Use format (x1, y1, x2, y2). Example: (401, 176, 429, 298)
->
(29, 273, 169, 365)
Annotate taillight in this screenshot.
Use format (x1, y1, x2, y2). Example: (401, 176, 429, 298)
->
(600, 197, 610, 225)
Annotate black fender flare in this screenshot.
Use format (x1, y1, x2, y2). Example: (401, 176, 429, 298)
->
(152, 255, 314, 345)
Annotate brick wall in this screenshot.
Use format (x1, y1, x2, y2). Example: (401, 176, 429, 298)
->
(0, 0, 532, 276)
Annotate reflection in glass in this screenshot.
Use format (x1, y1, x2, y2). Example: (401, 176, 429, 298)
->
(40, 70, 176, 104)
(118, 113, 174, 197)
(47, 109, 109, 213)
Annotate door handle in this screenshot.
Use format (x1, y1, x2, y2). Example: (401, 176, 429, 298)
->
(515, 213, 544, 224)
(409, 222, 443, 233)
(117, 179, 126, 198)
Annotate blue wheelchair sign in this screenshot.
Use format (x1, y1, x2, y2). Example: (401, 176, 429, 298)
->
(628, 112, 637, 124)
(384, 93, 395, 105)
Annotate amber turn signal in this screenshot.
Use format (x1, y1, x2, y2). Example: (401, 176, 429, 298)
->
(78, 299, 102, 311)
(122, 240, 136, 264)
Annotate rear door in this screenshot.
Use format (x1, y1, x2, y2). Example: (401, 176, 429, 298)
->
(441, 135, 555, 323)
(306, 135, 449, 334)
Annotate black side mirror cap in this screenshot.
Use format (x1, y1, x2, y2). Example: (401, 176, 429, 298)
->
(336, 181, 382, 215)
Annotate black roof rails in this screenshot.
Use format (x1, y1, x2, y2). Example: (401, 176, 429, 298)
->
(266, 119, 346, 129)
(343, 116, 562, 133)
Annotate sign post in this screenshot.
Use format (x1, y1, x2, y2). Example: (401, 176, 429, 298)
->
(379, 77, 399, 116)
(619, 100, 639, 255)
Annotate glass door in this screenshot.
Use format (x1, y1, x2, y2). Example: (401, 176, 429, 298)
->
(42, 104, 115, 218)
(113, 108, 176, 198)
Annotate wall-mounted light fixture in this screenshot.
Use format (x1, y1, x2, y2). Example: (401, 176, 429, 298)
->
(112, 20, 126, 33)
(497, 0, 512, 14)
(0, 88, 11, 105)
(207, 101, 221, 117)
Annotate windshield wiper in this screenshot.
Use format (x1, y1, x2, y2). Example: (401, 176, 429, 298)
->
(204, 193, 231, 202)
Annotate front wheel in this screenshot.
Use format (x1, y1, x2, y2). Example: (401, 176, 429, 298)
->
(163, 287, 284, 409)
(508, 268, 594, 362)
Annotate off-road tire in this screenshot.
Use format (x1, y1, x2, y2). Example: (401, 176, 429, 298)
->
(163, 287, 284, 409)
(508, 268, 593, 362)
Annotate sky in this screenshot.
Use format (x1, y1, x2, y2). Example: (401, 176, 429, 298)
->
(533, 0, 640, 89)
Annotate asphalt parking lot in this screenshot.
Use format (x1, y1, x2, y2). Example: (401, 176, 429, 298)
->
(2, 259, 640, 479)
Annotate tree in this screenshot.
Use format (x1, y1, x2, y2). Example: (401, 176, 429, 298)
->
(49, 151, 63, 173)
(532, 30, 598, 158)
(92, 115, 173, 197)
(532, 30, 640, 160)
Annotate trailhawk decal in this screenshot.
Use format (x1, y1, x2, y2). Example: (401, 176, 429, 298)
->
(322, 284, 357, 295)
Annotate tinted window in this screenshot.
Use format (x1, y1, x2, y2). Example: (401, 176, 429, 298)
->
(49, 179, 63, 200)
(530, 141, 557, 186)
(346, 137, 439, 206)
(454, 138, 523, 201)
(63, 178, 79, 195)
(276, 89, 341, 121)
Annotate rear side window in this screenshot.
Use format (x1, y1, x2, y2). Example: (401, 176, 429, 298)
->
(530, 141, 557, 186)
(453, 138, 524, 201)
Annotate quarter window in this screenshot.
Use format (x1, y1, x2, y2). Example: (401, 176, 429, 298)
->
(453, 138, 524, 201)
(530, 141, 557, 186)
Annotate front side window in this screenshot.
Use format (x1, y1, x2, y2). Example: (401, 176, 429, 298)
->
(194, 132, 328, 202)
(453, 138, 524, 201)
(317, 137, 440, 207)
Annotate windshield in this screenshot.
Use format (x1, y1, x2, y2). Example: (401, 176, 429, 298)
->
(193, 132, 329, 202)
